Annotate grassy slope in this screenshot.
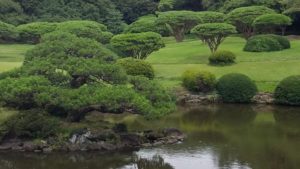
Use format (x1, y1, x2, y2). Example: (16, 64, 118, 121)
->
(147, 37, 300, 92)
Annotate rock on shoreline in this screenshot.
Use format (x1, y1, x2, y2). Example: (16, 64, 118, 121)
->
(177, 92, 275, 105)
(0, 128, 185, 153)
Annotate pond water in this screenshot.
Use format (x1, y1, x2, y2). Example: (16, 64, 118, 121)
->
(1, 104, 300, 169)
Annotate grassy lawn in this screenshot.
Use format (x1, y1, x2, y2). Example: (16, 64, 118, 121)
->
(147, 37, 300, 92)
(0, 44, 33, 72)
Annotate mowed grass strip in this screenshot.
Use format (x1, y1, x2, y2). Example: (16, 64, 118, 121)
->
(148, 37, 300, 92)
(0, 44, 33, 72)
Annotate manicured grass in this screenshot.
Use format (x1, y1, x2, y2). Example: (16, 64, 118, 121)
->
(148, 37, 300, 92)
(0, 44, 33, 72)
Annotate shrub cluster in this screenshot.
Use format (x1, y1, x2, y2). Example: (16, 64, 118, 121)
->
(244, 34, 290, 52)
(117, 58, 155, 79)
(274, 75, 300, 106)
(182, 70, 217, 93)
(209, 50, 236, 65)
(216, 73, 258, 103)
(0, 76, 51, 109)
(1, 110, 59, 139)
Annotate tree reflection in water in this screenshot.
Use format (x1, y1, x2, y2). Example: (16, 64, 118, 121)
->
(132, 155, 174, 169)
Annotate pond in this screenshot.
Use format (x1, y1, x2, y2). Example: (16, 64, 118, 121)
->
(1, 104, 300, 169)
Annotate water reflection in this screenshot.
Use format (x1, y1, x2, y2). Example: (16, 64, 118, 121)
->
(1, 105, 300, 169)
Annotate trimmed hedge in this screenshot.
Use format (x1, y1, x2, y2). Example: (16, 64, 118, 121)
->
(275, 75, 300, 106)
(217, 73, 257, 103)
(117, 58, 155, 79)
(182, 70, 216, 93)
(209, 50, 236, 65)
(244, 34, 290, 52)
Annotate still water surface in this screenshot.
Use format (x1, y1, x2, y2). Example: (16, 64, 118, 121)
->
(1, 104, 300, 169)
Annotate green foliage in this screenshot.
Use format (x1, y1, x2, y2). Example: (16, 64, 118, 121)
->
(182, 70, 217, 93)
(129, 76, 176, 118)
(196, 11, 226, 23)
(275, 75, 300, 105)
(110, 32, 165, 59)
(2, 110, 59, 139)
(112, 0, 158, 24)
(244, 34, 290, 52)
(0, 76, 50, 109)
(217, 73, 258, 103)
(15, 0, 126, 34)
(270, 35, 291, 49)
(219, 0, 282, 13)
(0, 21, 18, 43)
(56, 20, 113, 44)
(253, 14, 292, 34)
(117, 58, 155, 79)
(17, 22, 58, 44)
(226, 6, 275, 39)
(157, 11, 202, 42)
(209, 50, 236, 65)
(191, 23, 237, 53)
(158, 0, 176, 11)
(35, 85, 154, 121)
(25, 32, 117, 62)
(124, 15, 170, 36)
(0, 0, 28, 25)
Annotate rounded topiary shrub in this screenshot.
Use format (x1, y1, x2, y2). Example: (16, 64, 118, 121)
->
(117, 58, 155, 79)
(269, 35, 291, 49)
(182, 70, 216, 93)
(209, 50, 236, 65)
(244, 34, 290, 52)
(217, 73, 257, 103)
(274, 75, 300, 105)
(244, 35, 282, 52)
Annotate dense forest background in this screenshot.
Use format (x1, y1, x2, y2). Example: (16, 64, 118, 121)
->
(1, 0, 300, 33)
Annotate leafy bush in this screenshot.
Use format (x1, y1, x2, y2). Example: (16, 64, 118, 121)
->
(0, 21, 18, 42)
(129, 76, 176, 118)
(111, 32, 165, 59)
(56, 20, 113, 44)
(25, 32, 117, 63)
(17, 22, 58, 44)
(35, 85, 154, 121)
(182, 70, 217, 93)
(274, 75, 300, 106)
(269, 35, 291, 49)
(2, 110, 59, 139)
(117, 58, 155, 79)
(244, 34, 283, 52)
(217, 73, 258, 103)
(209, 50, 236, 65)
(0, 76, 51, 109)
